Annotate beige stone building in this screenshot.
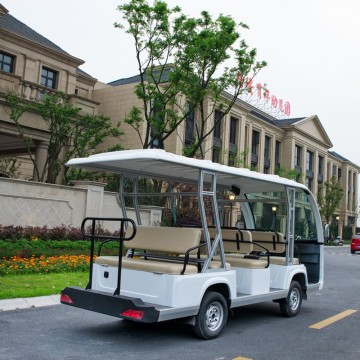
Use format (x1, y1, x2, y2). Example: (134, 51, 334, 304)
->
(0, 4, 99, 181)
(93, 77, 359, 233)
(0, 4, 359, 233)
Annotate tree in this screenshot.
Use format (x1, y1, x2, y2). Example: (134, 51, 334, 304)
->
(317, 176, 344, 224)
(274, 167, 299, 181)
(0, 156, 21, 178)
(116, 0, 266, 157)
(5, 92, 123, 184)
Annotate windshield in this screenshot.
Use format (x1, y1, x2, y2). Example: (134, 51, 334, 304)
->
(241, 189, 318, 242)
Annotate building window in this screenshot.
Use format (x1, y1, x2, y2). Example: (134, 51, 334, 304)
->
(213, 110, 223, 163)
(264, 136, 271, 160)
(332, 164, 337, 177)
(294, 145, 302, 167)
(318, 156, 323, 175)
(305, 177, 313, 191)
(229, 117, 237, 145)
(185, 104, 195, 147)
(213, 110, 222, 139)
(338, 168, 342, 181)
(0, 51, 15, 73)
(252, 130, 260, 155)
(275, 141, 281, 169)
(41, 67, 58, 89)
(251, 130, 260, 167)
(228, 116, 238, 166)
(318, 155, 324, 183)
(306, 151, 313, 171)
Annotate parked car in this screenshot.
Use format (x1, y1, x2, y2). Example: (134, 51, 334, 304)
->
(351, 233, 360, 254)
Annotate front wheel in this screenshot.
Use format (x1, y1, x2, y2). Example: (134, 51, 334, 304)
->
(193, 291, 228, 340)
(279, 280, 302, 317)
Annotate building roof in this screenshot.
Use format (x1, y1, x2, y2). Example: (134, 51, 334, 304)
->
(0, 9, 70, 56)
(108, 74, 142, 86)
(275, 118, 307, 126)
(76, 67, 96, 79)
(329, 151, 349, 162)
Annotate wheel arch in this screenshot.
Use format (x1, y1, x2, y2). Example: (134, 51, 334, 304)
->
(292, 272, 307, 300)
(205, 283, 231, 305)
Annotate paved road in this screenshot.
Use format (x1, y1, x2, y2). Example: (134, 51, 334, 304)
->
(0, 246, 359, 360)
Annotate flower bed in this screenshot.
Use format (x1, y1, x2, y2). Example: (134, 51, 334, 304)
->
(0, 254, 92, 275)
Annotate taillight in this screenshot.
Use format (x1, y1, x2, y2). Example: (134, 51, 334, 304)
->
(60, 294, 74, 304)
(121, 309, 145, 320)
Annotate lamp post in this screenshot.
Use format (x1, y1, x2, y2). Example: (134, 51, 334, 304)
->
(271, 205, 277, 230)
(335, 215, 340, 237)
(229, 193, 235, 227)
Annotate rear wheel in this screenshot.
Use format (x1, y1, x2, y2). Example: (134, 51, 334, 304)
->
(193, 291, 228, 340)
(279, 280, 302, 317)
(351, 250, 355, 254)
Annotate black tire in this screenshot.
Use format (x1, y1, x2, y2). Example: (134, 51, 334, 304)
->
(279, 280, 302, 317)
(193, 291, 228, 340)
(351, 250, 355, 254)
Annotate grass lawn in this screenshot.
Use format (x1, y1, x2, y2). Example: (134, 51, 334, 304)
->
(0, 272, 89, 300)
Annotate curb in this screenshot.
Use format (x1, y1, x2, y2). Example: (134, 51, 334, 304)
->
(0, 294, 60, 312)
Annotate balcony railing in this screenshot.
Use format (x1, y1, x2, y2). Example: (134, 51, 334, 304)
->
(0, 73, 99, 115)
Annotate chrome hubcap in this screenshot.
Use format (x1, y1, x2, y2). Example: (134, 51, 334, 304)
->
(206, 301, 224, 332)
(289, 288, 300, 311)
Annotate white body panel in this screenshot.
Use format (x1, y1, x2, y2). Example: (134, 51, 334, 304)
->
(269, 264, 307, 289)
(93, 264, 237, 307)
(235, 267, 270, 295)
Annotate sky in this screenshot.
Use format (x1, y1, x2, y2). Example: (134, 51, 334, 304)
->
(2, 0, 360, 166)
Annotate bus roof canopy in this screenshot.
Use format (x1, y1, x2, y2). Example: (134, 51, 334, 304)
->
(66, 149, 308, 194)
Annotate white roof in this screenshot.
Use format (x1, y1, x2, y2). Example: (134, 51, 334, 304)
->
(66, 149, 308, 194)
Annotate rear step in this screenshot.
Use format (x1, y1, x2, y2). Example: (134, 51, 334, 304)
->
(61, 286, 160, 322)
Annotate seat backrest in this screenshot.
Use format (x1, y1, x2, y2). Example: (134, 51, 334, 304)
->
(206, 228, 253, 253)
(250, 231, 286, 253)
(127, 226, 202, 254)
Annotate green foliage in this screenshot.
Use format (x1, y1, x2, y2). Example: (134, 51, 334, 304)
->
(0, 156, 21, 178)
(0, 239, 120, 259)
(5, 92, 123, 184)
(0, 224, 84, 241)
(274, 167, 299, 181)
(116, 0, 266, 156)
(317, 176, 344, 224)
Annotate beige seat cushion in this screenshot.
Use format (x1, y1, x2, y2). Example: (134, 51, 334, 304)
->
(95, 256, 197, 275)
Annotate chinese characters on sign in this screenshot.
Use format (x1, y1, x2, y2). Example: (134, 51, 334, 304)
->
(239, 76, 291, 117)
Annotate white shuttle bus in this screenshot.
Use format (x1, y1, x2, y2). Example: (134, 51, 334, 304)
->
(61, 149, 324, 339)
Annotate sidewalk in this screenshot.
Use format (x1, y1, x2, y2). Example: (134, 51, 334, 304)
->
(0, 294, 60, 312)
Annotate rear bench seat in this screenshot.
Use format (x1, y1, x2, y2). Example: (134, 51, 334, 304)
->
(250, 230, 299, 265)
(95, 226, 223, 275)
(207, 228, 269, 268)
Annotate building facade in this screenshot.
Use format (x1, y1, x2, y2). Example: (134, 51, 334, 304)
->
(0, 4, 99, 181)
(0, 4, 359, 233)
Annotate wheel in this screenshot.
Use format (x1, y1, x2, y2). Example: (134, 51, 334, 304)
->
(351, 250, 355, 254)
(193, 291, 228, 340)
(279, 281, 302, 317)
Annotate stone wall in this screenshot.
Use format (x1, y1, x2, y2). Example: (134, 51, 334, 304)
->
(0, 178, 163, 230)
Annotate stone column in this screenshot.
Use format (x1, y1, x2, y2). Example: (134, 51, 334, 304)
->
(258, 127, 265, 173)
(72, 181, 106, 218)
(247, 122, 253, 167)
(33, 141, 48, 182)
